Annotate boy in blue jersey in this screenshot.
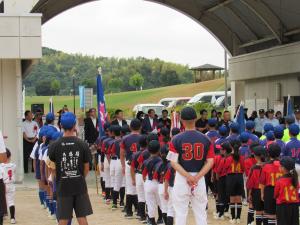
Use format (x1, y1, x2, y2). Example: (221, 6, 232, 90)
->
(283, 124, 300, 165)
(239, 132, 251, 158)
(206, 119, 220, 144)
(273, 125, 286, 155)
(167, 107, 214, 225)
(226, 122, 240, 143)
(215, 126, 228, 154)
(245, 121, 259, 145)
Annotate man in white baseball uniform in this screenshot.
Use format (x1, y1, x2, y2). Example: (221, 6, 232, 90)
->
(167, 107, 214, 225)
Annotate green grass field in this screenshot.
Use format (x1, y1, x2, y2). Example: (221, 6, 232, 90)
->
(26, 78, 225, 116)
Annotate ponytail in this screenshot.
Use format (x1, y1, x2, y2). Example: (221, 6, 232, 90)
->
(289, 169, 299, 188)
(230, 140, 241, 162)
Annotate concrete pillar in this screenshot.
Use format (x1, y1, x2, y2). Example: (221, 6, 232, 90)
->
(231, 80, 245, 114)
(0, 59, 23, 182)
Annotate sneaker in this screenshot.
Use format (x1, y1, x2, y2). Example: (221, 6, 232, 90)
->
(236, 219, 241, 224)
(51, 214, 56, 220)
(213, 212, 218, 217)
(10, 219, 16, 224)
(230, 219, 236, 224)
(124, 213, 134, 219)
(120, 202, 125, 208)
(139, 216, 147, 223)
(105, 199, 111, 205)
(242, 199, 248, 206)
(157, 218, 164, 224)
(111, 204, 118, 210)
(217, 216, 224, 220)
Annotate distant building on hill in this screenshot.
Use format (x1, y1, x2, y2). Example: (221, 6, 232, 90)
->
(190, 64, 224, 83)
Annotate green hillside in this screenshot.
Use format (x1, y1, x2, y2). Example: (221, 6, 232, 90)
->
(25, 78, 224, 117)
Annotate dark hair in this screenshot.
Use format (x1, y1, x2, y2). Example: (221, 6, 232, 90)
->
(148, 109, 155, 114)
(221, 141, 232, 154)
(115, 109, 123, 115)
(230, 140, 241, 162)
(136, 111, 144, 120)
(162, 109, 168, 114)
(224, 110, 230, 114)
(24, 110, 31, 117)
(288, 169, 299, 188)
(147, 133, 159, 143)
(148, 140, 160, 154)
(217, 112, 222, 116)
(171, 128, 180, 136)
(139, 135, 148, 148)
(200, 109, 207, 115)
(6, 148, 11, 158)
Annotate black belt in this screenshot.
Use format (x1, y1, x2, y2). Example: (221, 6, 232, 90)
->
(136, 170, 142, 174)
(111, 156, 119, 160)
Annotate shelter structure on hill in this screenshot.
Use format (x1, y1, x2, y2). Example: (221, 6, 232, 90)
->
(190, 64, 224, 83)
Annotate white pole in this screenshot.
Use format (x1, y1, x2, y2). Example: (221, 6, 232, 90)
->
(224, 50, 228, 109)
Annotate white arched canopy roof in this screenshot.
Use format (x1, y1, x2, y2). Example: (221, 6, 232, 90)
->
(32, 0, 300, 57)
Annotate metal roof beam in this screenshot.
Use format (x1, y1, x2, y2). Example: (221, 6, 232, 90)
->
(204, 0, 234, 13)
(240, 0, 284, 44)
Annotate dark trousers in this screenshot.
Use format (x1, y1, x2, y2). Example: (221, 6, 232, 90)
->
(0, 179, 7, 216)
(23, 139, 35, 173)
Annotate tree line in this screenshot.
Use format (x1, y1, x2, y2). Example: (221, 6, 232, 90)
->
(23, 47, 194, 96)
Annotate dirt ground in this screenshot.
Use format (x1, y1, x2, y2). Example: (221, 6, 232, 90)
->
(3, 174, 247, 225)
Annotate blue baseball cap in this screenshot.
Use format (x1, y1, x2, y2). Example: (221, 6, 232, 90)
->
(38, 126, 48, 138)
(46, 112, 55, 122)
(208, 118, 217, 127)
(61, 112, 77, 129)
(289, 124, 300, 136)
(245, 121, 255, 130)
(229, 122, 240, 132)
(218, 125, 228, 136)
(274, 125, 284, 138)
(266, 131, 275, 141)
(239, 132, 249, 142)
(45, 129, 55, 139)
(51, 132, 63, 141)
(264, 123, 274, 133)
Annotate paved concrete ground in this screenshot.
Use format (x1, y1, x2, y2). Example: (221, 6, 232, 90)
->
(3, 173, 247, 225)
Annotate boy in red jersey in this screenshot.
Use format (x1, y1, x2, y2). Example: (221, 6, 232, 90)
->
(259, 143, 282, 225)
(223, 140, 245, 224)
(275, 156, 299, 225)
(247, 146, 265, 225)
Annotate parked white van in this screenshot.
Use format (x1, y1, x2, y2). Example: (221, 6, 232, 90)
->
(187, 91, 230, 105)
(159, 97, 191, 108)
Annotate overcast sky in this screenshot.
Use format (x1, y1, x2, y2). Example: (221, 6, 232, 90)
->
(42, 0, 225, 67)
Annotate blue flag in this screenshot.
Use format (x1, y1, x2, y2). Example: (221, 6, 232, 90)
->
(79, 86, 85, 109)
(236, 104, 245, 134)
(97, 72, 107, 137)
(287, 95, 293, 116)
(49, 97, 54, 114)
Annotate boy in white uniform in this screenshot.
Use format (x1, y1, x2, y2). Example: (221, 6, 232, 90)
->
(1, 149, 16, 224)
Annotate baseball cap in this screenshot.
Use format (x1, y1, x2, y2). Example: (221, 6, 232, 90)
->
(253, 145, 265, 156)
(121, 124, 130, 134)
(148, 140, 160, 154)
(130, 119, 141, 130)
(259, 109, 265, 114)
(266, 131, 275, 141)
(229, 122, 240, 133)
(280, 156, 295, 171)
(160, 127, 170, 137)
(180, 107, 197, 120)
(208, 118, 217, 127)
(264, 123, 274, 133)
(267, 109, 275, 114)
(147, 133, 159, 143)
(46, 112, 55, 122)
(245, 120, 255, 130)
(289, 124, 300, 136)
(218, 125, 228, 136)
(38, 126, 48, 138)
(274, 125, 284, 139)
(51, 132, 63, 141)
(268, 143, 281, 158)
(104, 122, 111, 131)
(284, 116, 295, 125)
(239, 132, 250, 142)
(45, 129, 55, 139)
(61, 112, 76, 130)
(171, 128, 180, 136)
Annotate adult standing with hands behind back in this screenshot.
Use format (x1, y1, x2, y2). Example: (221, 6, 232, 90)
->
(22, 110, 38, 173)
(48, 112, 93, 225)
(167, 107, 214, 225)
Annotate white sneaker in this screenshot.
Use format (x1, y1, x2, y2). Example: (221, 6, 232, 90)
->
(224, 212, 231, 218)
(213, 214, 219, 219)
(10, 219, 16, 224)
(236, 219, 241, 224)
(51, 214, 56, 220)
(217, 216, 224, 220)
(230, 219, 236, 224)
(242, 199, 248, 206)
(213, 212, 218, 217)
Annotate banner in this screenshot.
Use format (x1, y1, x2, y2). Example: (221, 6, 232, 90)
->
(79, 85, 85, 109)
(287, 94, 293, 116)
(97, 70, 107, 137)
(236, 103, 245, 134)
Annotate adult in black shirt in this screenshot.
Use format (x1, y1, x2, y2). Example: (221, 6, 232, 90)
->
(84, 108, 99, 145)
(48, 112, 93, 225)
(111, 109, 127, 127)
(158, 110, 171, 130)
(195, 109, 208, 133)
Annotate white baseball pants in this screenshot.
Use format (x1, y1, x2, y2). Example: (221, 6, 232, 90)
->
(158, 183, 168, 213)
(172, 173, 207, 225)
(110, 159, 123, 192)
(5, 184, 15, 207)
(144, 179, 161, 218)
(136, 173, 145, 202)
(125, 163, 137, 195)
(167, 187, 175, 217)
(103, 157, 111, 188)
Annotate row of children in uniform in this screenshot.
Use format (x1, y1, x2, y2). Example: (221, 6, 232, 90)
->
(97, 115, 300, 225)
(29, 113, 73, 225)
